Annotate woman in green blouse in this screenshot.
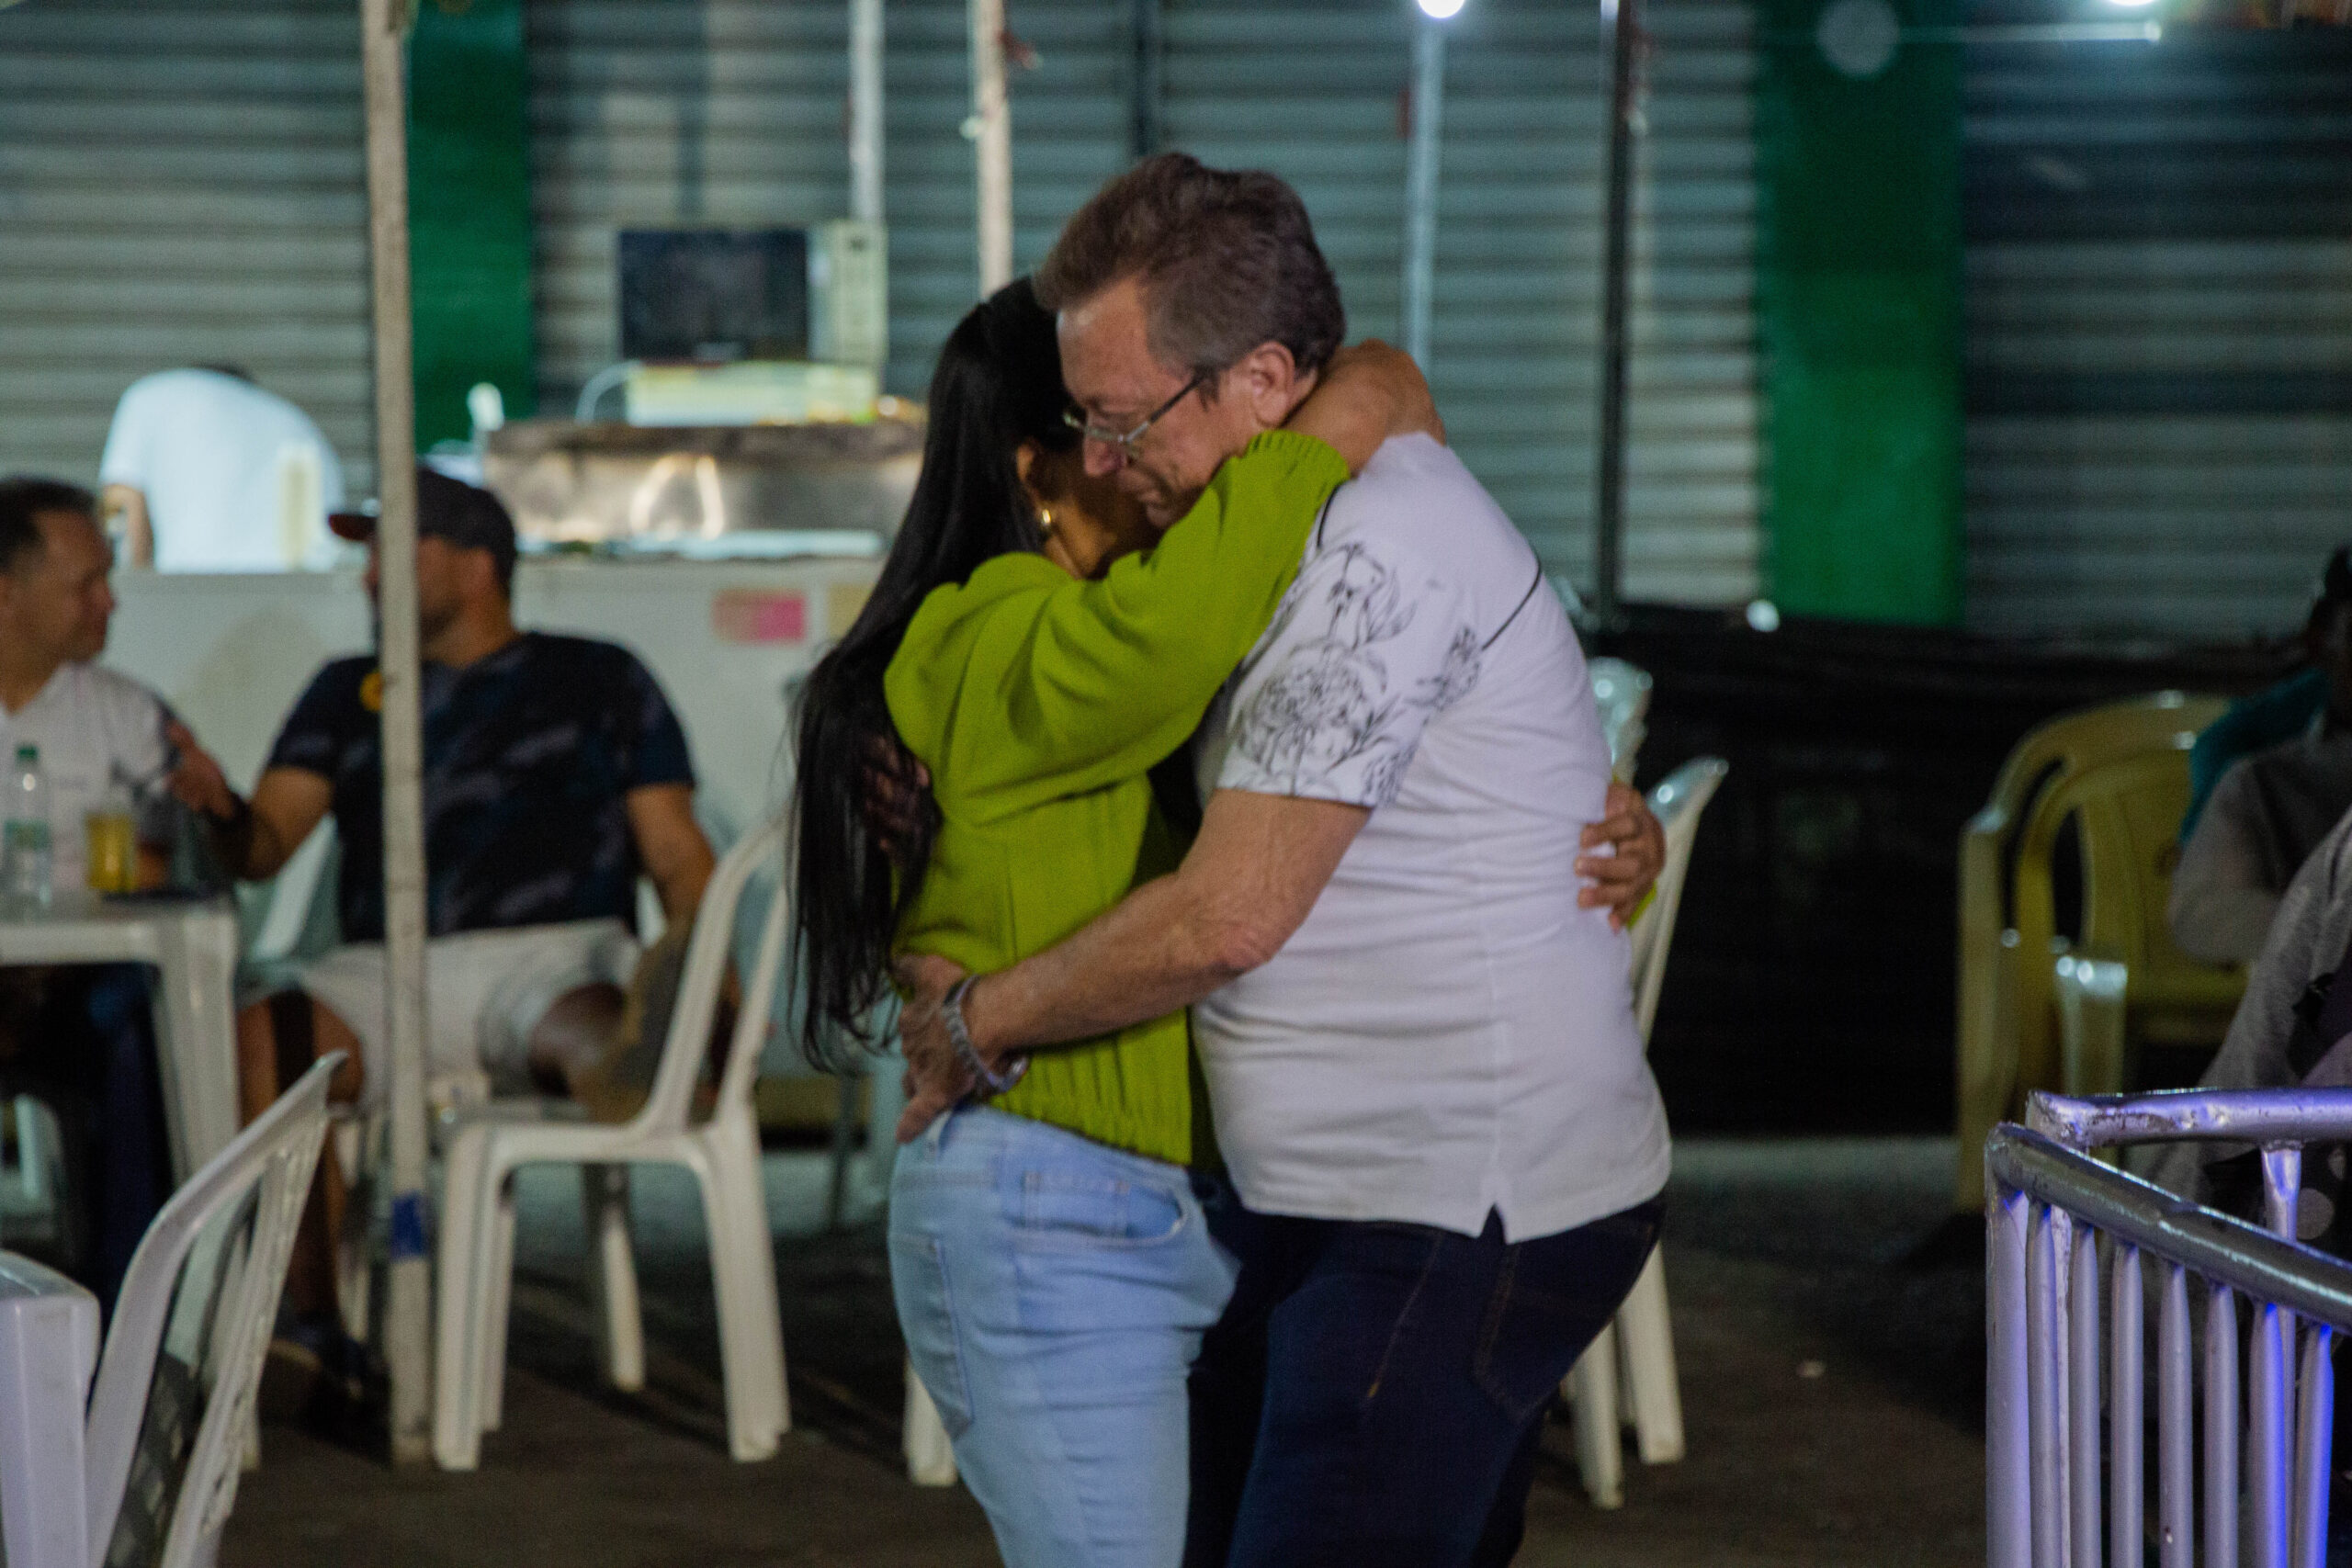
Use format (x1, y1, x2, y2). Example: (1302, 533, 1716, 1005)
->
(788, 278, 1430, 1568)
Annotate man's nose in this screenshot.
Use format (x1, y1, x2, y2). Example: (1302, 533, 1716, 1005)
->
(1082, 438, 1125, 479)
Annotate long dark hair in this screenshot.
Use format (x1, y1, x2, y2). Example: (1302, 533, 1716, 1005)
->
(790, 278, 1078, 1062)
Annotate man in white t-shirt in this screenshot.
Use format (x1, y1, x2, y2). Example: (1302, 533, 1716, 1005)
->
(0, 476, 243, 1303)
(895, 156, 1671, 1567)
(98, 367, 346, 571)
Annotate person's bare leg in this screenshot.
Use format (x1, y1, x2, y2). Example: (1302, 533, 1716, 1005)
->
(234, 1000, 281, 1126)
(526, 983, 633, 1119)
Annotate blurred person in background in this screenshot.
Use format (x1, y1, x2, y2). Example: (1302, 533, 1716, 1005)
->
(176, 467, 717, 1396)
(0, 476, 241, 1307)
(2171, 547, 2352, 965)
(2148, 801, 2352, 1244)
(98, 365, 345, 571)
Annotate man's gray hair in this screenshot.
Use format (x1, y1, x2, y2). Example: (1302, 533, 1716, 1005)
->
(1035, 152, 1346, 382)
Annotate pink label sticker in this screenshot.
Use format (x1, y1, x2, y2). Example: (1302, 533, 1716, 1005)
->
(710, 590, 808, 645)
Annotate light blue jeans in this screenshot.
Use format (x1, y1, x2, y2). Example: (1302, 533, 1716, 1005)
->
(889, 1105, 1237, 1568)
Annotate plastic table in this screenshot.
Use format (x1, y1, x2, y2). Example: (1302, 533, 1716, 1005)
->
(0, 895, 242, 1180)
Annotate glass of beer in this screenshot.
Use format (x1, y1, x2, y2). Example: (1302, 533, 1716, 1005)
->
(85, 803, 137, 895)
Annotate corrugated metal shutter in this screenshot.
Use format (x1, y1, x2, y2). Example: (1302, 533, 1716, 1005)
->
(883, 3, 1132, 389)
(1962, 28, 2352, 641)
(2, 0, 1757, 588)
(527, 2, 851, 411)
(1161, 0, 1758, 604)
(0, 0, 376, 493)
(526, 0, 1129, 410)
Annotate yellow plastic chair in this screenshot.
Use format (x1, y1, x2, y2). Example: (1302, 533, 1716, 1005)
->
(2027, 748, 2245, 1100)
(1952, 692, 2226, 1213)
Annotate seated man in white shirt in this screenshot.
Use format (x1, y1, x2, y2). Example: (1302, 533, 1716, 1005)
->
(895, 156, 1670, 1568)
(0, 477, 240, 1303)
(97, 366, 346, 571)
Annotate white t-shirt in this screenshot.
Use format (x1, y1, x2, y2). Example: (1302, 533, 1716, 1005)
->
(1192, 434, 1672, 1241)
(98, 369, 346, 571)
(0, 664, 171, 893)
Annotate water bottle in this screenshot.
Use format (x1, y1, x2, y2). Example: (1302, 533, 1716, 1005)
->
(3, 744, 52, 911)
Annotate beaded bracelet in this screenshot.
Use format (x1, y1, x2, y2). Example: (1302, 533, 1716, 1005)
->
(942, 975, 1027, 1098)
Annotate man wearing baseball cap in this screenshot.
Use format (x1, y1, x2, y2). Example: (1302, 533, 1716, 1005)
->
(173, 466, 718, 1367)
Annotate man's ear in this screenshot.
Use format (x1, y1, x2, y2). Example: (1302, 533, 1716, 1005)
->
(1230, 341, 1303, 426)
(464, 547, 501, 603)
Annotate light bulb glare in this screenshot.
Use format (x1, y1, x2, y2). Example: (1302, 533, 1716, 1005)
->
(1418, 0, 1466, 17)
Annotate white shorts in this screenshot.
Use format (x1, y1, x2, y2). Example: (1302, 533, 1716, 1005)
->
(297, 919, 640, 1112)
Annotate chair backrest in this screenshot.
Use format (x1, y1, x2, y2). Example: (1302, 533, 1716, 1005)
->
(2017, 738, 2243, 1042)
(1627, 757, 1729, 1043)
(1588, 658, 1653, 784)
(245, 818, 340, 964)
(637, 809, 792, 1130)
(1971, 693, 2224, 1088)
(81, 1053, 337, 1568)
(1982, 693, 2224, 850)
(0, 1250, 99, 1568)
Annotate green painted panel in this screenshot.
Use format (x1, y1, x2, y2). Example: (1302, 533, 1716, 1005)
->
(1756, 0, 1963, 625)
(407, 0, 535, 452)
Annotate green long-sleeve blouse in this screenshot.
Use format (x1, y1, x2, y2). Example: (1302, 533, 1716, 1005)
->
(883, 429, 1350, 1165)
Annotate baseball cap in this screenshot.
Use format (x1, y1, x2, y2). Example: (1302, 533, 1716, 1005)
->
(330, 466, 518, 584)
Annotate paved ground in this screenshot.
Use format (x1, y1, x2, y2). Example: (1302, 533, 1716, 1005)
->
(222, 1136, 1986, 1567)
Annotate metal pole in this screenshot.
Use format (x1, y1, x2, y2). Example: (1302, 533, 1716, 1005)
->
(1129, 0, 1164, 162)
(969, 0, 1012, 295)
(850, 0, 884, 226)
(1401, 17, 1445, 367)
(1592, 0, 1639, 626)
(358, 0, 433, 1464)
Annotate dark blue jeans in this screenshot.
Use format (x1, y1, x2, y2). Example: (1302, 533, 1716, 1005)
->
(1185, 1190, 1664, 1568)
(12, 964, 170, 1312)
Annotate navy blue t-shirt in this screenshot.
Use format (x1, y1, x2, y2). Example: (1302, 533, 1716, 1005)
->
(266, 633, 695, 942)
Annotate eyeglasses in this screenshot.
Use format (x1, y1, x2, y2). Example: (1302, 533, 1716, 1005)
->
(1061, 372, 1210, 455)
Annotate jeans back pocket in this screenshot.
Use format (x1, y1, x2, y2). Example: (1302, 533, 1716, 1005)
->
(1016, 1172, 1187, 1249)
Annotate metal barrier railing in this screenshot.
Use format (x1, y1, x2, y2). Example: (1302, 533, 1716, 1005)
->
(1989, 1089, 2352, 1568)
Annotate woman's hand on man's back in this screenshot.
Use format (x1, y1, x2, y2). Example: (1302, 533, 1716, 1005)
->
(1287, 341, 1445, 473)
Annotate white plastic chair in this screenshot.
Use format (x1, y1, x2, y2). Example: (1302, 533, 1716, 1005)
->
(1565, 756, 1726, 1509)
(0, 1055, 340, 1568)
(432, 813, 791, 1469)
(0, 1095, 67, 1251)
(1625, 759, 1728, 1043)
(1588, 657, 1654, 784)
(0, 1247, 99, 1568)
